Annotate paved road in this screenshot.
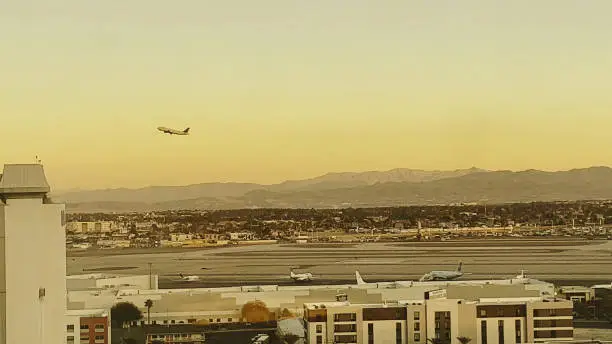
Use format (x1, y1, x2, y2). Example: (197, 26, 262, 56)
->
(66, 239, 612, 288)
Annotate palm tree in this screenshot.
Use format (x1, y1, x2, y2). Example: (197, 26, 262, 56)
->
(427, 338, 445, 344)
(144, 299, 153, 324)
(457, 337, 472, 344)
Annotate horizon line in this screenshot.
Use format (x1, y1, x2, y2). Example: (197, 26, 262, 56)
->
(50, 165, 611, 193)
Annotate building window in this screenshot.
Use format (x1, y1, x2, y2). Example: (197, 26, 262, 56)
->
(515, 319, 521, 343)
(80, 325, 89, 330)
(480, 309, 487, 317)
(414, 311, 420, 320)
(497, 309, 504, 317)
(334, 335, 357, 343)
(316, 324, 322, 333)
(396, 323, 402, 344)
(66, 336, 74, 344)
(481, 320, 488, 344)
(334, 313, 357, 322)
(316, 336, 322, 344)
(334, 324, 357, 333)
(414, 322, 420, 331)
(414, 333, 421, 342)
(368, 323, 374, 344)
(67, 324, 74, 332)
(498, 320, 505, 344)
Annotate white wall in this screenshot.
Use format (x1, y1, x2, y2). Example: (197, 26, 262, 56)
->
(306, 322, 326, 344)
(64, 313, 80, 344)
(1, 197, 66, 344)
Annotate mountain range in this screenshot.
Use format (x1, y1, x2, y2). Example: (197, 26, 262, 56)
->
(52, 166, 612, 212)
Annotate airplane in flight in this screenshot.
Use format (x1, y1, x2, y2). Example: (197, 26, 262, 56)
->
(419, 261, 469, 282)
(178, 273, 200, 282)
(290, 268, 313, 283)
(157, 126, 190, 135)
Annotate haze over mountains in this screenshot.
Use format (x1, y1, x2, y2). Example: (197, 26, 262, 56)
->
(53, 167, 612, 212)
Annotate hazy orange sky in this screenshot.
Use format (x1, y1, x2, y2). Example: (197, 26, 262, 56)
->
(2, 1, 611, 190)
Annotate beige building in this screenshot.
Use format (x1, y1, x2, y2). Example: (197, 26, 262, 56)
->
(303, 290, 574, 344)
(67, 221, 115, 233)
(0, 164, 67, 344)
(557, 286, 595, 303)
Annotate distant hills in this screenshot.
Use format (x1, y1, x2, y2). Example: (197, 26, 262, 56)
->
(52, 167, 612, 212)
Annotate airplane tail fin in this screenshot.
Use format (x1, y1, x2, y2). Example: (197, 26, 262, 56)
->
(183, 127, 190, 133)
(356, 271, 366, 285)
(457, 261, 463, 272)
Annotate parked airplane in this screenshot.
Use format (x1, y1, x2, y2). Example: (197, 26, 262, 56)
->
(419, 261, 468, 281)
(178, 273, 200, 282)
(356, 271, 367, 286)
(511, 269, 530, 284)
(157, 126, 190, 135)
(290, 268, 313, 282)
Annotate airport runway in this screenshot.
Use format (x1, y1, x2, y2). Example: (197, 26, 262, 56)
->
(66, 239, 612, 288)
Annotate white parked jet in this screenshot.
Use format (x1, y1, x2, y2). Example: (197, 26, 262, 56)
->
(419, 261, 469, 282)
(178, 273, 200, 282)
(290, 268, 313, 282)
(157, 126, 190, 135)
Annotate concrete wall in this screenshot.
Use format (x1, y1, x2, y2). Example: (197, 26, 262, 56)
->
(1, 197, 66, 344)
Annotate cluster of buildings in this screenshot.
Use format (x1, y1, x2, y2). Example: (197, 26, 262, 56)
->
(2, 164, 611, 344)
(66, 219, 277, 249)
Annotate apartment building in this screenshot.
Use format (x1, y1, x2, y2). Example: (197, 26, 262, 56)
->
(66, 309, 111, 344)
(303, 293, 573, 344)
(304, 301, 411, 344)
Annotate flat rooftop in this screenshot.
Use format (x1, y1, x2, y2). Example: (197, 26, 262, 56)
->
(0, 164, 50, 195)
(559, 286, 595, 293)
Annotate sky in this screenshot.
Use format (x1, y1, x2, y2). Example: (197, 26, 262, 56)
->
(2, 0, 612, 190)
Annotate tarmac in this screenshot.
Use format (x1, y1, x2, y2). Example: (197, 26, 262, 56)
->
(66, 238, 612, 288)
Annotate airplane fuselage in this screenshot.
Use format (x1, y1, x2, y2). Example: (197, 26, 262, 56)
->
(290, 271, 313, 282)
(420, 270, 464, 282)
(157, 126, 190, 135)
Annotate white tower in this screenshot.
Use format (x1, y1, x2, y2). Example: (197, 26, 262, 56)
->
(0, 164, 66, 344)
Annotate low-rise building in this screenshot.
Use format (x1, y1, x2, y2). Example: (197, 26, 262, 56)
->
(67, 221, 115, 233)
(65, 309, 111, 344)
(558, 286, 596, 303)
(303, 292, 574, 344)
